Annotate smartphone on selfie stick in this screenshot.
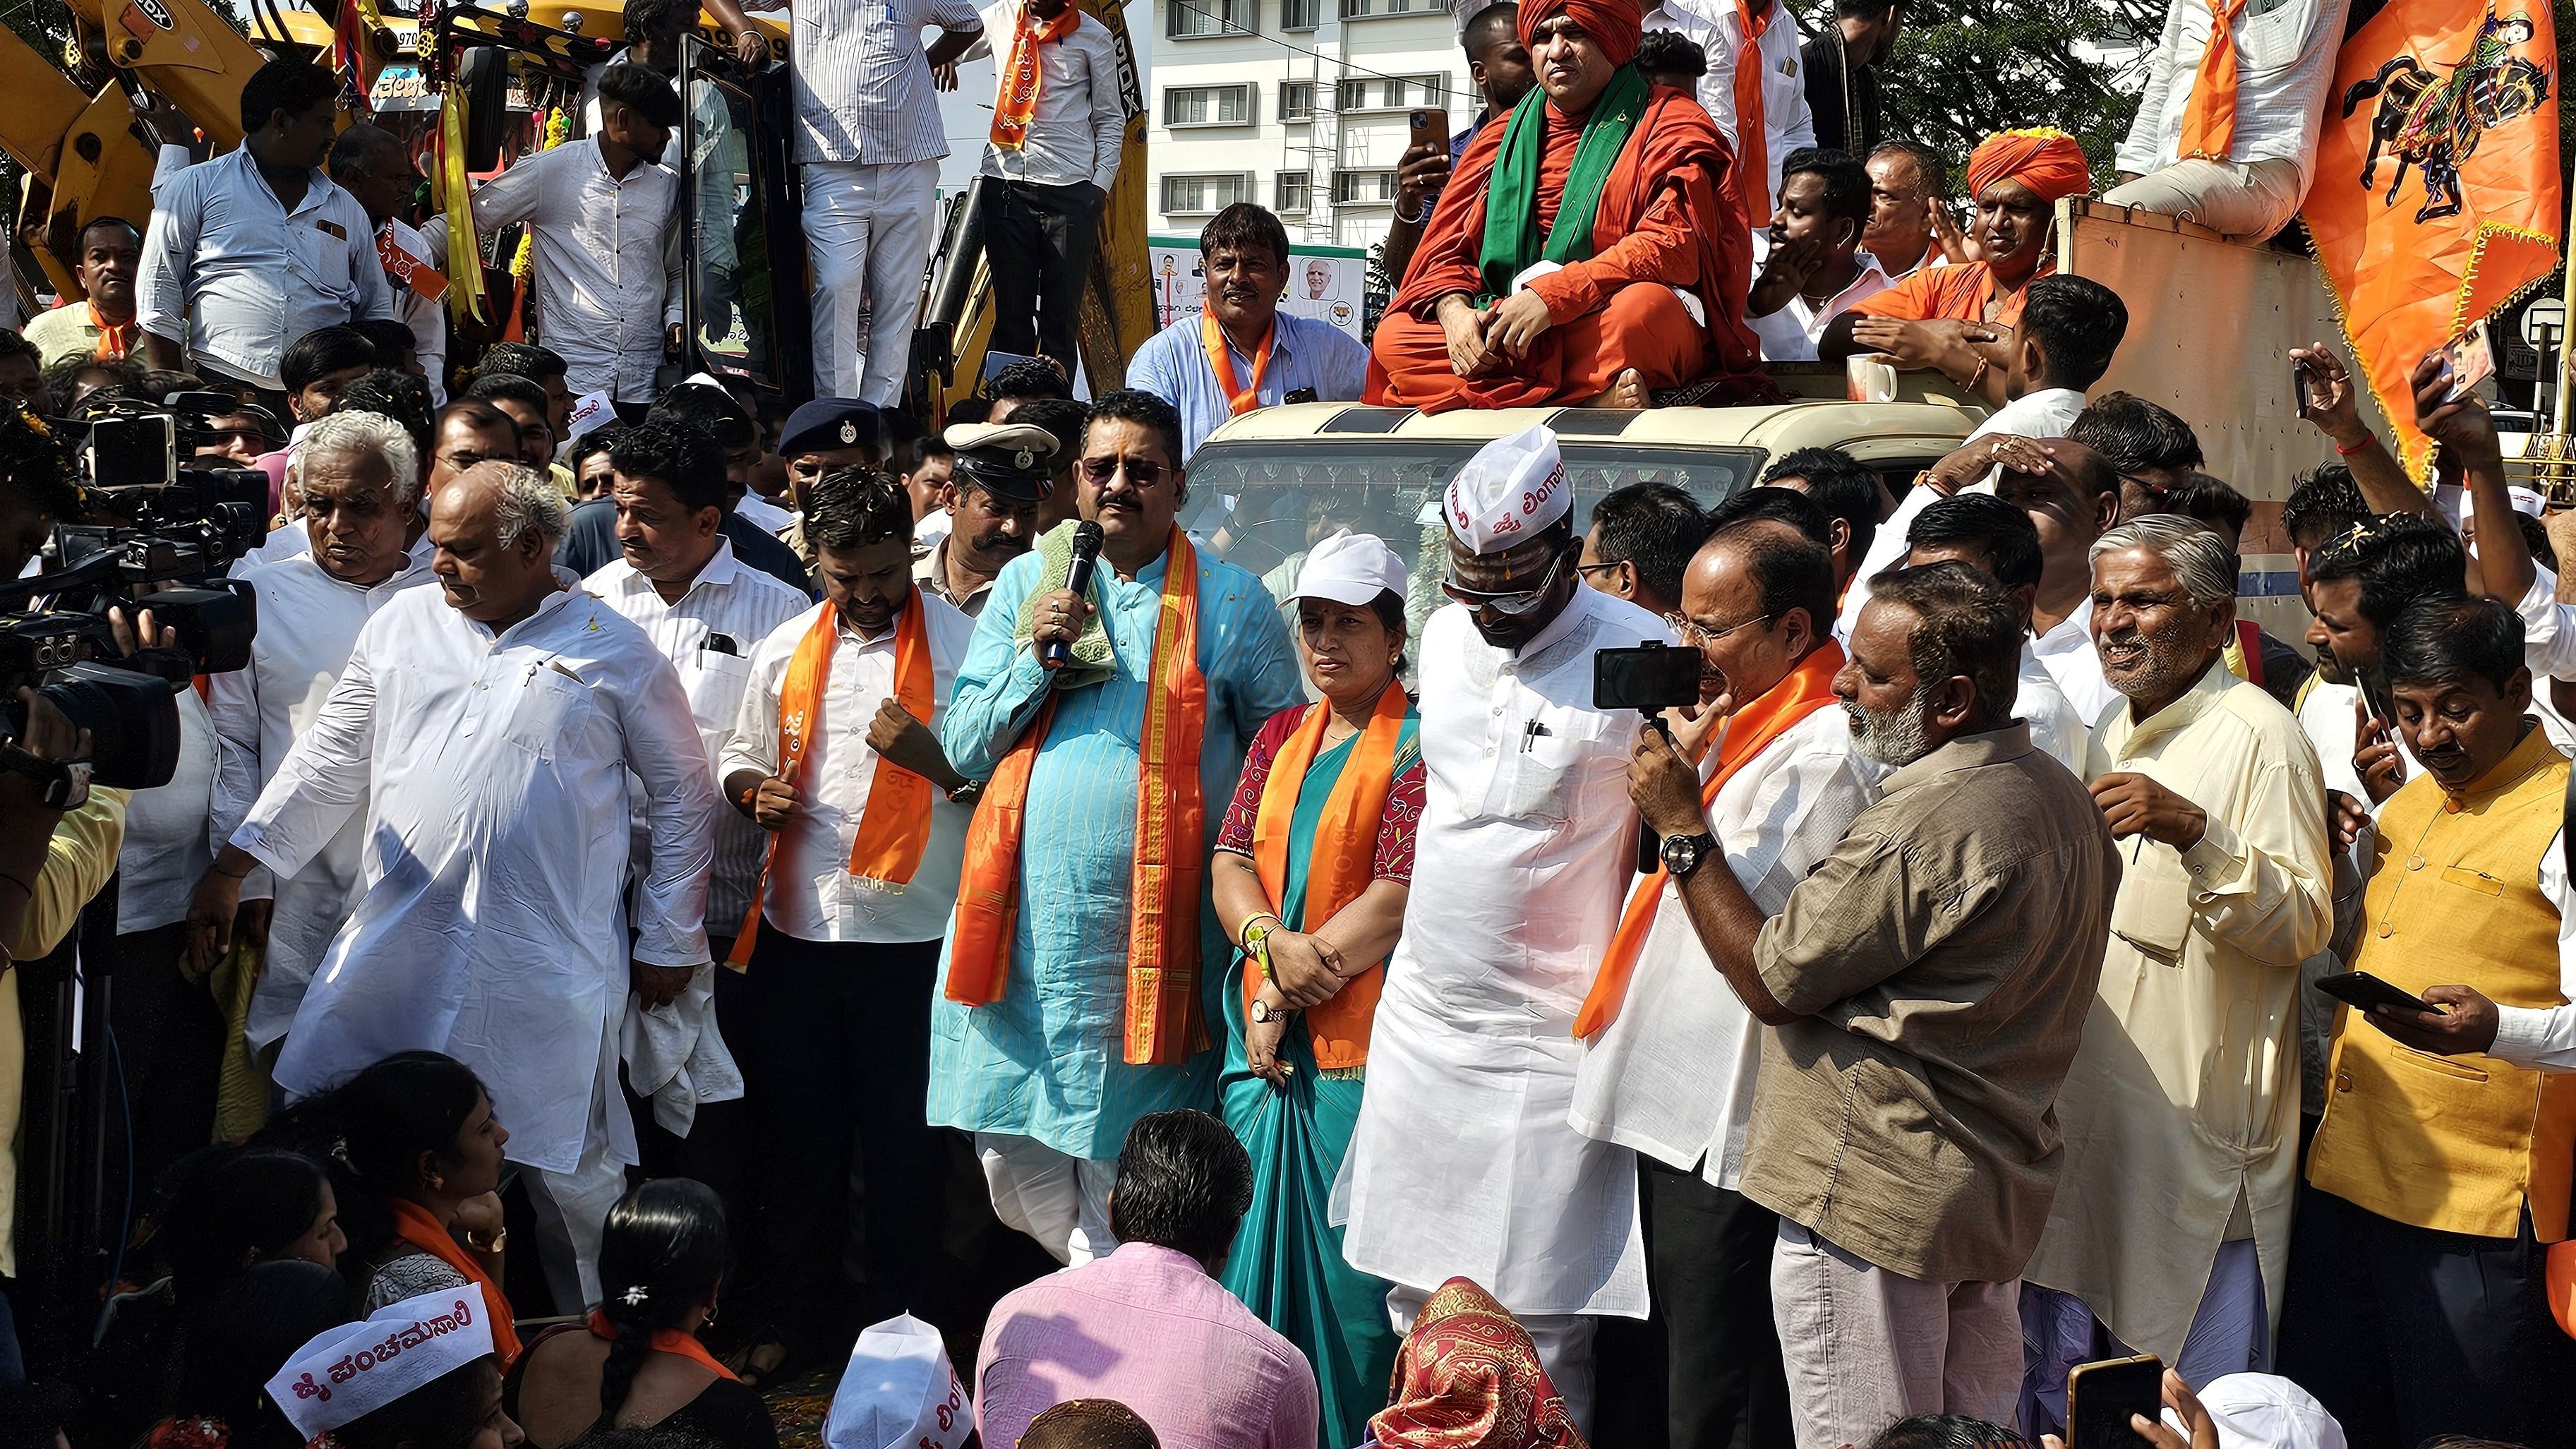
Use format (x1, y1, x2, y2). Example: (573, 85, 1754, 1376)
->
(1596, 642, 1709, 873)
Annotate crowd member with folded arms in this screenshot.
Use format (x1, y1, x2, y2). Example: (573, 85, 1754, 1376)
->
(2280, 596, 2571, 1449)
(2025, 517, 2331, 1409)
(507, 1179, 776, 1449)
(1570, 512, 1881, 1449)
(718, 471, 977, 1383)
(1207, 529, 1421, 1449)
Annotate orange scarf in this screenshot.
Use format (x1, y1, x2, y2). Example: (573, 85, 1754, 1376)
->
(1246, 687, 1410, 1069)
(390, 1198, 522, 1362)
(1572, 641, 1845, 1039)
(989, 1, 1083, 150)
(728, 596, 937, 966)
(88, 303, 134, 363)
(1201, 307, 1273, 416)
(584, 1311, 740, 1381)
(2176, 0, 2249, 162)
(947, 528, 1210, 1065)
(1731, 0, 1772, 228)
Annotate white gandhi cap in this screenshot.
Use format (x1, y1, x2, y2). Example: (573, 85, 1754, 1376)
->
(264, 1288, 497, 1439)
(1445, 423, 1571, 554)
(824, 1313, 973, 1449)
(1294, 529, 1408, 606)
(2196, 1373, 2347, 1449)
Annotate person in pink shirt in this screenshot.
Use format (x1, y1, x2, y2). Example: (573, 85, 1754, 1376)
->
(975, 1111, 1322, 1449)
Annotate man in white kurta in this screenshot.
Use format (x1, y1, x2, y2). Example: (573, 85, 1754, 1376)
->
(2023, 516, 2331, 1395)
(202, 411, 436, 1052)
(1568, 517, 1879, 1448)
(1335, 426, 1664, 1432)
(214, 462, 717, 1308)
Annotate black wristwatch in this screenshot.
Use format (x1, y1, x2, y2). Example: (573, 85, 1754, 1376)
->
(1, 744, 91, 811)
(1661, 831, 1720, 880)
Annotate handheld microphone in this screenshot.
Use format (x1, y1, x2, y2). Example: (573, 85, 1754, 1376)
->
(1043, 520, 1107, 671)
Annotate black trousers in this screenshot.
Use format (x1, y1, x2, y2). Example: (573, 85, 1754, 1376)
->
(93, 921, 224, 1200)
(2276, 1184, 2575, 1449)
(1640, 1157, 1796, 1449)
(988, 179, 1102, 370)
(735, 930, 946, 1356)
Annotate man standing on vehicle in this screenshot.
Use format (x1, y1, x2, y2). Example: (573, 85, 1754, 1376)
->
(966, 0, 1125, 378)
(1126, 205, 1368, 459)
(1642, 0, 1815, 226)
(327, 127, 447, 405)
(796, 0, 983, 406)
(471, 65, 686, 411)
(136, 59, 397, 409)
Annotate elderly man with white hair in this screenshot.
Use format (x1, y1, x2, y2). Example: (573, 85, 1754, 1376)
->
(195, 460, 718, 1306)
(2021, 514, 2332, 1417)
(196, 409, 435, 1050)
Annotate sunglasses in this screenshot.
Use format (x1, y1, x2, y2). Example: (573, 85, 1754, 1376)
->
(1078, 455, 1168, 487)
(1440, 550, 1567, 616)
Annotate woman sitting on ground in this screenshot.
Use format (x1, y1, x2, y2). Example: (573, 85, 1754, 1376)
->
(270, 1287, 523, 1449)
(504, 1179, 776, 1449)
(151, 1258, 356, 1449)
(262, 1050, 518, 1357)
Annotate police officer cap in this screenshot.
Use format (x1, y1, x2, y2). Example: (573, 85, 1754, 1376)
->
(944, 421, 1059, 502)
(780, 397, 881, 457)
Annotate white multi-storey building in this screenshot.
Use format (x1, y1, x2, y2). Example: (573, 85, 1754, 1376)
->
(1145, 0, 1475, 251)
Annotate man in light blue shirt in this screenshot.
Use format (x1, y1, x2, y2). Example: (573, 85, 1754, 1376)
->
(1126, 205, 1370, 459)
(929, 388, 1304, 1265)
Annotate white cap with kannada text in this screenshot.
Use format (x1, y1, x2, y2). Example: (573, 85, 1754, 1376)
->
(265, 1289, 496, 1440)
(1445, 423, 1570, 554)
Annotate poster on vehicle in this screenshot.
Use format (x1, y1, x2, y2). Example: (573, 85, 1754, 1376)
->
(1150, 236, 1368, 344)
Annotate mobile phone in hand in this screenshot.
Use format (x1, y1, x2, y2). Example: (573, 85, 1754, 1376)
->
(2068, 1355, 2164, 1448)
(1409, 108, 1450, 155)
(2314, 971, 2442, 1015)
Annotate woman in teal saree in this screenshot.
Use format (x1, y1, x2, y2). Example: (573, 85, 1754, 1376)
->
(1210, 531, 1426, 1449)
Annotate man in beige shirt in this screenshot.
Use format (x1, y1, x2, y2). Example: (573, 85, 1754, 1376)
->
(2023, 515, 2333, 1412)
(1631, 562, 2119, 1449)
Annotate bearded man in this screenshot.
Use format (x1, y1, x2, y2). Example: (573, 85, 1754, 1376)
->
(1363, 0, 1757, 412)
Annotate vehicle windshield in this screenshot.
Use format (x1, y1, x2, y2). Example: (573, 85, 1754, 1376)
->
(1183, 439, 1766, 648)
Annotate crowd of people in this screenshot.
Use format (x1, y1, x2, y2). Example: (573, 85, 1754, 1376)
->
(1, 0, 2569, 1447)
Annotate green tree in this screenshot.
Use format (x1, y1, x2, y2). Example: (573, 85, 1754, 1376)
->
(1805, 0, 2155, 191)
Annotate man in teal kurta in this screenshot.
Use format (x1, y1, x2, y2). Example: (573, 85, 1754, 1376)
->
(929, 389, 1304, 1265)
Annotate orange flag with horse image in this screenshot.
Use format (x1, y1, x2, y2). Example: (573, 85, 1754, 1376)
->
(2302, 1, 2560, 481)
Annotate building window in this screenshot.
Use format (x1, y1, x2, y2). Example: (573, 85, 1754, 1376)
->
(1167, 0, 1253, 38)
(1332, 167, 1398, 205)
(1279, 81, 1315, 120)
(1164, 84, 1255, 126)
(1338, 0, 1449, 18)
(1281, 0, 1318, 29)
(1164, 173, 1255, 214)
(1277, 170, 1312, 212)
(1334, 74, 1447, 110)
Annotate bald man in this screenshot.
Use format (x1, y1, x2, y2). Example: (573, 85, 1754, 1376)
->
(201, 461, 718, 1309)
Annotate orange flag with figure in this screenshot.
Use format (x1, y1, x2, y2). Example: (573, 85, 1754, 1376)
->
(2303, 2, 2560, 481)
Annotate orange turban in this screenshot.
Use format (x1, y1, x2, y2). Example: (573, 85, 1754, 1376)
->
(1519, 0, 1643, 69)
(1966, 128, 2091, 205)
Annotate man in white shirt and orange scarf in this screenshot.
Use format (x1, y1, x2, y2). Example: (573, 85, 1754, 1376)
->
(969, 0, 1125, 375)
(718, 469, 978, 1371)
(2105, 0, 2351, 242)
(928, 389, 1304, 1265)
(1570, 513, 1880, 1449)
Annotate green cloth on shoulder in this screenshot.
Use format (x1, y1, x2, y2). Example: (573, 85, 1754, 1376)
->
(1012, 519, 1118, 690)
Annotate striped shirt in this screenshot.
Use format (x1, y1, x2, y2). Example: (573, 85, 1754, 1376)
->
(789, 0, 986, 166)
(586, 540, 810, 928)
(926, 539, 1306, 1160)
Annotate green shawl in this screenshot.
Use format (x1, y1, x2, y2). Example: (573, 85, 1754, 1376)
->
(1475, 64, 1651, 305)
